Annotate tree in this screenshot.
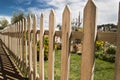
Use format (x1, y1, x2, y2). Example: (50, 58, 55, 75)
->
(0, 18, 9, 29)
(11, 11, 24, 24)
(57, 24, 62, 31)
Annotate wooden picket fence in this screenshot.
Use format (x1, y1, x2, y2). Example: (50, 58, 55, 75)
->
(0, 0, 120, 80)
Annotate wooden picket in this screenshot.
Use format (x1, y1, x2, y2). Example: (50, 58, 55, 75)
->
(81, 0, 97, 80)
(48, 9, 55, 80)
(0, 0, 120, 80)
(61, 5, 71, 80)
(28, 15, 33, 80)
(33, 14, 37, 80)
(114, 2, 120, 80)
(39, 13, 44, 80)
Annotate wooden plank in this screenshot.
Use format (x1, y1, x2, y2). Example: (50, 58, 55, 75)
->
(27, 15, 33, 80)
(61, 5, 71, 80)
(18, 22, 19, 58)
(48, 9, 55, 80)
(24, 18, 28, 67)
(114, 2, 120, 80)
(22, 19, 24, 63)
(39, 13, 44, 80)
(17, 22, 19, 58)
(20, 21, 22, 61)
(36, 30, 116, 42)
(33, 14, 37, 80)
(15, 23, 17, 57)
(97, 32, 117, 43)
(81, 0, 97, 80)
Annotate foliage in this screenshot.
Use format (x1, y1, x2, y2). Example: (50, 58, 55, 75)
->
(96, 42, 116, 63)
(44, 37, 49, 60)
(11, 12, 24, 24)
(56, 24, 61, 31)
(96, 41, 104, 51)
(0, 18, 8, 29)
(37, 37, 49, 61)
(98, 24, 117, 29)
(95, 52, 115, 63)
(106, 46, 116, 55)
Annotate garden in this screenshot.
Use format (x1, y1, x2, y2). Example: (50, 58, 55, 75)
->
(36, 37, 115, 80)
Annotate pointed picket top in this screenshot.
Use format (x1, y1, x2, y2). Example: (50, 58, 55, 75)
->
(28, 15, 32, 30)
(63, 5, 71, 15)
(24, 18, 27, 31)
(49, 9, 55, 30)
(22, 18, 24, 31)
(33, 14, 37, 30)
(62, 5, 71, 35)
(85, 0, 96, 11)
(50, 9, 55, 17)
(19, 20, 22, 32)
(41, 13, 44, 17)
(40, 13, 44, 30)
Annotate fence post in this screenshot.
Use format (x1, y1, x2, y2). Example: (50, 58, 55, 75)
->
(28, 15, 33, 80)
(24, 18, 28, 68)
(114, 2, 120, 80)
(81, 0, 97, 80)
(48, 9, 55, 80)
(15, 23, 17, 58)
(39, 13, 44, 80)
(61, 5, 71, 80)
(33, 14, 37, 80)
(17, 22, 19, 60)
(22, 19, 24, 67)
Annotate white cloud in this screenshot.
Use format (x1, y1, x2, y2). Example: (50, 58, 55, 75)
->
(95, 0, 119, 24)
(4, 0, 118, 29)
(48, 0, 119, 25)
(0, 15, 11, 24)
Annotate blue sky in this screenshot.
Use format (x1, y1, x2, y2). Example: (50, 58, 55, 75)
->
(0, 0, 119, 27)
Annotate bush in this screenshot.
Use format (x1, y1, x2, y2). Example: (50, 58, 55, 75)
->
(37, 37, 49, 61)
(44, 37, 49, 60)
(106, 47, 116, 55)
(95, 42, 116, 63)
(95, 52, 115, 63)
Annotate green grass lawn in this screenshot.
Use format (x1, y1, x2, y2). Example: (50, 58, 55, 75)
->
(38, 50, 115, 80)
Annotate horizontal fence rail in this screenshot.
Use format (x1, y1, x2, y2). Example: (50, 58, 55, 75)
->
(0, 31, 117, 43)
(0, 0, 120, 80)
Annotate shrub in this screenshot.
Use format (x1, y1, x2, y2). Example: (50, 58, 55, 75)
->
(44, 37, 49, 60)
(37, 37, 49, 61)
(106, 46, 116, 55)
(95, 52, 115, 63)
